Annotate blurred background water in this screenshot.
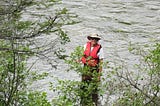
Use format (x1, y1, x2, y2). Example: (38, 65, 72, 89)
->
(27, 0, 160, 105)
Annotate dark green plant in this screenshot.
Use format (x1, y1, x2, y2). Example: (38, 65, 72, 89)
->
(50, 46, 103, 106)
(51, 79, 100, 106)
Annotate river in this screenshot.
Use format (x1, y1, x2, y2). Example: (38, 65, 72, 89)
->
(28, 0, 160, 105)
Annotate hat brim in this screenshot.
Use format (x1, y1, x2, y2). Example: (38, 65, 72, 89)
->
(87, 36, 101, 40)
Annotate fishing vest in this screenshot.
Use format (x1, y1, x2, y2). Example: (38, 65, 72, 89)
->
(81, 42, 101, 67)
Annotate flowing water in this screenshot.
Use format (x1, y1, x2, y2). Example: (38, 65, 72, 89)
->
(28, 0, 160, 105)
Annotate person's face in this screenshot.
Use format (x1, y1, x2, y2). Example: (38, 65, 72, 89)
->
(90, 37, 99, 45)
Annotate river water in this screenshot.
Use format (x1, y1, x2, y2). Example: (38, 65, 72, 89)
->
(28, 0, 160, 105)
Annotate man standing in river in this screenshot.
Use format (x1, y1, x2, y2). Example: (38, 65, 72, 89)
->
(81, 33, 104, 106)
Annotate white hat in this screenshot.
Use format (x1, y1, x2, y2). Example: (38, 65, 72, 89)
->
(87, 33, 101, 40)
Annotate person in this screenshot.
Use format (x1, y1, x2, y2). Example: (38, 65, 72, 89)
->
(81, 33, 104, 106)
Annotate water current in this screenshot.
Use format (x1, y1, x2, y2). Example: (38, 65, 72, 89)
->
(28, 0, 160, 105)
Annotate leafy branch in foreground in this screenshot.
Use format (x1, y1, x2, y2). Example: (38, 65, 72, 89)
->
(103, 43, 160, 106)
(0, 0, 78, 105)
(50, 46, 104, 106)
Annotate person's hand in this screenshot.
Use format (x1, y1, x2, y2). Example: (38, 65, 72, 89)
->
(87, 59, 97, 66)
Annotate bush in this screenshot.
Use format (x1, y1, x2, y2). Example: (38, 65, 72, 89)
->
(111, 43, 160, 106)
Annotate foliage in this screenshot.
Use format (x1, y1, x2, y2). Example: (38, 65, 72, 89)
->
(19, 91, 51, 106)
(51, 79, 101, 106)
(65, 46, 84, 74)
(0, 0, 77, 105)
(51, 80, 81, 106)
(0, 46, 28, 106)
(105, 43, 160, 106)
(50, 46, 103, 106)
(145, 43, 160, 75)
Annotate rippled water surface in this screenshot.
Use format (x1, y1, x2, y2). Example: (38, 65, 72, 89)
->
(29, 0, 160, 105)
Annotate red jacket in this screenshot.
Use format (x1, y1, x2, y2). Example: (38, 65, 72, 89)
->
(81, 42, 101, 66)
